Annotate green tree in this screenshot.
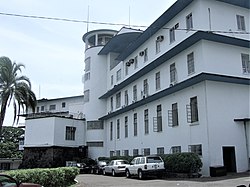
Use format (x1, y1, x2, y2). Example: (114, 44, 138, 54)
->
(0, 126, 24, 158)
(0, 56, 37, 136)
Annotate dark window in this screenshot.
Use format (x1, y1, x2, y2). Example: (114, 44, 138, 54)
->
(65, 126, 76, 141)
(144, 109, 149, 134)
(186, 13, 193, 30)
(125, 116, 128, 138)
(134, 113, 138, 136)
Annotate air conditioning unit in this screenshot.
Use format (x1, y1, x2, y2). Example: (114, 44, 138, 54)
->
(157, 35, 164, 42)
(126, 61, 131, 66)
(129, 59, 135, 64)
(139, 51, 145, 56)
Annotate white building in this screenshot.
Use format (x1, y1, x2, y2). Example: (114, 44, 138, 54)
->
(82, 0, 249, 176)
(22, 95, 87, 168)
(23, 0, 249, 176)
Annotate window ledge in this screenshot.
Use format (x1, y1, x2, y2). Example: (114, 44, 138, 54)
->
(190, 121, 199, 126)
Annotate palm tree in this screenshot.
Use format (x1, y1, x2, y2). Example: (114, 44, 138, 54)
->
(0, 56, 37, 137)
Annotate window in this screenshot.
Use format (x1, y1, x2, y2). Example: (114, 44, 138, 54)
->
(143, 79, 148, 97)
(134, 56, 138, 69)
(172, 103, 179, 127)
(85, 57, 91, 72)
(86, 141, 104, 147)
(157, 147, 164, 155)
(144, 109, 149, 134)
(236, 15, 246, 31)
(87, 121, 103, 130)
(143, 148, 150, 156)
(133, 85, 137, 102)
(156, 40, 161, 54)
(133, 149, 139, 156)
(36, 107, 39, 113)
(125, 62, 128, 76)
(124, 90, 128, 106)
(187, 52, 195, 75)
(125, 116, 128, 138)
(171, 146, 181, 153)
(84, 90, 90, 103)
(133, 113, 138, 136)
(170, 63, 177, 83)
(49, 104, 56, 111)
(116, 92, 121, 108)
(111, 75, 114, 86)
(187, 96, 199, 123)
(110, 151, 115, 157)
(116, 69, 121, 82)
(144, 48, 148, 62)
(155, 71, 161, 90)
(117, 119, 120, 139)
(84, 72, 90, 81)
(110, 122, 113, 141)
(123, 150, 129, 156)
(153, 105, 162, 132)
(186, 13, 193, 30)
(110, 97, 113, 111)
(170, 27, 175, 43)
(62, 102, 66, 108)
(241, 53, 250, 74)
(65, 126, 76, 141)
(41, 106, 44, 111)
(116, 150, 121, 156)
(189, 144, 202, 156)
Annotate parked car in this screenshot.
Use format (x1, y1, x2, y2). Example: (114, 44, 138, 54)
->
(92, 160, 109, 174)
(125, 155, 165, 179)
(0, 174, 42, 187)
(76, 158, 97, 174)
(103, 160, 129, 176)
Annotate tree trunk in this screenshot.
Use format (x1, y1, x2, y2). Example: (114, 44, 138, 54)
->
(0, 98, 8, 138)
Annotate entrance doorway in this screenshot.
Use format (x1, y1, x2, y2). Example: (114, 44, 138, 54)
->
(223, 146, 236, 172)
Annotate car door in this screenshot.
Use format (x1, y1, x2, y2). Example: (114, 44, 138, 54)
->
(106, 160, 114, 173)
(130, 158, 139, 175)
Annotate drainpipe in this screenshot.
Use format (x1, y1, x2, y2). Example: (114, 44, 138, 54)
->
(243, 121, 250, 170)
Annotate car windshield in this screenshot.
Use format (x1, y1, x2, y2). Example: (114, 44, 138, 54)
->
(117, 160, 129, 165)
(146, 157, 162, 163)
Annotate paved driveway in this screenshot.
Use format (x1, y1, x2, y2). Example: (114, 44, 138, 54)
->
(75, 172, 250, 187)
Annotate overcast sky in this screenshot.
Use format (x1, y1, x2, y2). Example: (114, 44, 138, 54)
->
(0, 0, 177, 126)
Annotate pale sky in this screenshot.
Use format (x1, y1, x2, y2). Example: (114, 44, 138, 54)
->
(0, 0, 177, 126)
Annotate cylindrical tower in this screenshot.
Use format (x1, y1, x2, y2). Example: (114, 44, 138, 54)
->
(82, 29, 117, 158)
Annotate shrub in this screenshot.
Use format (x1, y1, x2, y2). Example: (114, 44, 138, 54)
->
(4, 167, 79, 187)
(163, 152, 202, 173)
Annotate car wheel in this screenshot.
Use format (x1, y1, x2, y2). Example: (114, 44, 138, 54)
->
(138, 170, 143, 180)
(112, 169, 116, 177)
(125, 169, 131, 178)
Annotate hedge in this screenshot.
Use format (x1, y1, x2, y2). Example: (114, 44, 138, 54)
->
(4, 167, 79, 187)
(162, 152, 202, 173)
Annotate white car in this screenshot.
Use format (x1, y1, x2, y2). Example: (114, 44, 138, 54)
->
(125, 155, 165, 179)
(103, 159, 130, 176)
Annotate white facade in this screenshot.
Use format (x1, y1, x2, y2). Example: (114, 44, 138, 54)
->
(82, 0, 250, 176)
(24, 95, 85, 149)
(23, 0, 249, 177)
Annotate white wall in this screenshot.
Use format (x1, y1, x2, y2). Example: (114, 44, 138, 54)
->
(24, 117, 85, 147)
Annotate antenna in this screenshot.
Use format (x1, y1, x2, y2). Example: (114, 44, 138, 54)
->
(87, 5, 90, 32)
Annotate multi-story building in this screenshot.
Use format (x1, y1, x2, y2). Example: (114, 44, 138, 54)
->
(82, 0, 249, 176)
(23, 0, 249, 176)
